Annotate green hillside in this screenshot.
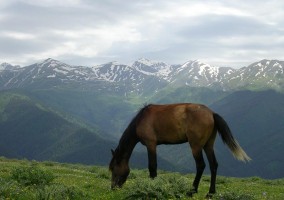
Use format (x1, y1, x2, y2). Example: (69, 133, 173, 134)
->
(152, 90, 284, 179)
(0, 157, 283, 200)
(0, 91, 176, 171)
(0, 91, 115, 165)
(1, 89, 284, 179)
(151, 86, 230, 105)
(26, 88, 136, 138)
(211, 90, 284, 179)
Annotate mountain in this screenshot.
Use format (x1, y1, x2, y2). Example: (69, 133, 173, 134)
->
(1, 58, 284, 178)
(0, 58, 168, 97)
(0, 62, 20, 71)
(0, 91, 113, 164)
(0, 91, 177, 170)
(151, 86, 229, 105)
(166, 60, 235, 89)
(154, 90, 284, 179)
(91, 61, 167, 96)
(211, 90, 284, 179)
(0, 58, 94, 90)
(226, 59, 284, 91)
(27, 88, 136, 137)
(1, 58, 284, 95)
(132, 58, 175, 79)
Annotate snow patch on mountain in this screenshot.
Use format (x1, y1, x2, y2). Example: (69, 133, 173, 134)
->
(1, 58, 284, 92)
(132, 58, 173, 79)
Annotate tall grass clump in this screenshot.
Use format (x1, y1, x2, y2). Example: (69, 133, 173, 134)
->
(11, 164, 55, 186)
(0, 178, 34, 199)
(36, 184, 89, 200)
(89, 166, 110, 179)
(123, 174, 190, 199)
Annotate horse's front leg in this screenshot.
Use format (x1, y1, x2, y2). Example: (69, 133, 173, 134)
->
(147, 144, 157, 178)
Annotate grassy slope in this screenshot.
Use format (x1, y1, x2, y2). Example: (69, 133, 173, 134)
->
(0, 157, 283, 200)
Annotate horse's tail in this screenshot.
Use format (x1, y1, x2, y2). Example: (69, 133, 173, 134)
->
(213, 113, 251, 162)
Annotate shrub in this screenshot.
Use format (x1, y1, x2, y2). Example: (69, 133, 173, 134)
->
(89, 166, 110, 179)
(0, 178, 33, 199)
(124, 175, 190, 199)
(36, 184, 89, 200)
(0, 179, 20, 198)
(11, 165, 55, 186)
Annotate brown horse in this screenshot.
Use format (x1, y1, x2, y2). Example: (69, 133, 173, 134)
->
(109, 103, 251, 198)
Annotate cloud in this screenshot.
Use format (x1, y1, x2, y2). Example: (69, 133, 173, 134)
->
(0, 0, 284, 67)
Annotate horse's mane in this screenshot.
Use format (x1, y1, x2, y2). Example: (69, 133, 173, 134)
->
(109, 104, 151, 170)
(126, 104, 150, 134)
(118, 104, 151, 149)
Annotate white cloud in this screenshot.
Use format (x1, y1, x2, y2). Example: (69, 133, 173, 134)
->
(1, 31, 36, 40)
(0, 0, 284, 67)
(17, 0, 82, 7)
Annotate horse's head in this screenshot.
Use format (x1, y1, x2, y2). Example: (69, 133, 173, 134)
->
(109, 149, 130, 189)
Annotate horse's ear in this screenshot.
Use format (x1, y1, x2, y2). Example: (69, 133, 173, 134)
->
(111, 149, 115, 156)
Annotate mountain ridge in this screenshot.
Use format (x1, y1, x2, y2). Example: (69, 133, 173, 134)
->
(1, 58, 284, 94)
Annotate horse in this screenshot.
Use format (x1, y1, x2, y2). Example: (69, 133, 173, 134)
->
(109, 103, 251, 198)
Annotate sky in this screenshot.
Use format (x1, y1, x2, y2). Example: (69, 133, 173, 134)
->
(0, 0, 284, 68)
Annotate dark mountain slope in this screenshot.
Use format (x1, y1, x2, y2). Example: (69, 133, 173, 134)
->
(25, 88, 135, 138)
(150, 90, 284, 179)
(211, 90, 284, 179)
(0, 92, 115, 164)
(0, 91, 176, 171)
(152, 86, 230, 105)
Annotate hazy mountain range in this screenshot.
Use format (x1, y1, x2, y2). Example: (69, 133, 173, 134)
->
(1, 58, 284, 93)
(0, 58, 284, 179)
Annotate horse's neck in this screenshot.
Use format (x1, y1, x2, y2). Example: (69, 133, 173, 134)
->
(118, 128, 138, 163)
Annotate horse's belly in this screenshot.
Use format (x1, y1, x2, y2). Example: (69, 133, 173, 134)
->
(156, 131, 188, 145)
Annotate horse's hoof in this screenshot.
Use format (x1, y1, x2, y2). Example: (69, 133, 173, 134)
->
(149, 172, 157, 179)
(205, 193, 214, 199)
(186, 192, 193, 197)
(149, 174, 157, 179)
(186, 189, 197, 197)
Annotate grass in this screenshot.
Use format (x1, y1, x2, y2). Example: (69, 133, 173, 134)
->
(0, 157, 284, 199)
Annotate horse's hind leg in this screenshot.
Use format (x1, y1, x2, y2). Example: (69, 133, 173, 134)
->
(146, 144, 157, 178)
(187, 146, 206, 196)
(204, 144, 218, 198)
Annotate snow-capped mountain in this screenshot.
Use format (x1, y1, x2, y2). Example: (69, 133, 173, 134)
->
(92, 61, 145, 82)
(1, 58, 94, 89)
(1, 58, 284, 94)
(90, 61, 167, 95)
(132, 58, 175, 79)
(225, 59, 284, 90)
(0, 58, 168, 95)
(0, 62, 20, 71)
(167, 60, 235, 88)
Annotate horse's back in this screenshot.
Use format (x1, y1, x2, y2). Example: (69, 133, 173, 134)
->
(136, 103, 215, 145)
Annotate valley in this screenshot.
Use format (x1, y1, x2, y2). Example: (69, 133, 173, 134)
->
(0, 58, 284, 179)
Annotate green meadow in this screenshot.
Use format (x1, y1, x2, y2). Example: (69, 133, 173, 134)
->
(0, 157, 283, 200)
